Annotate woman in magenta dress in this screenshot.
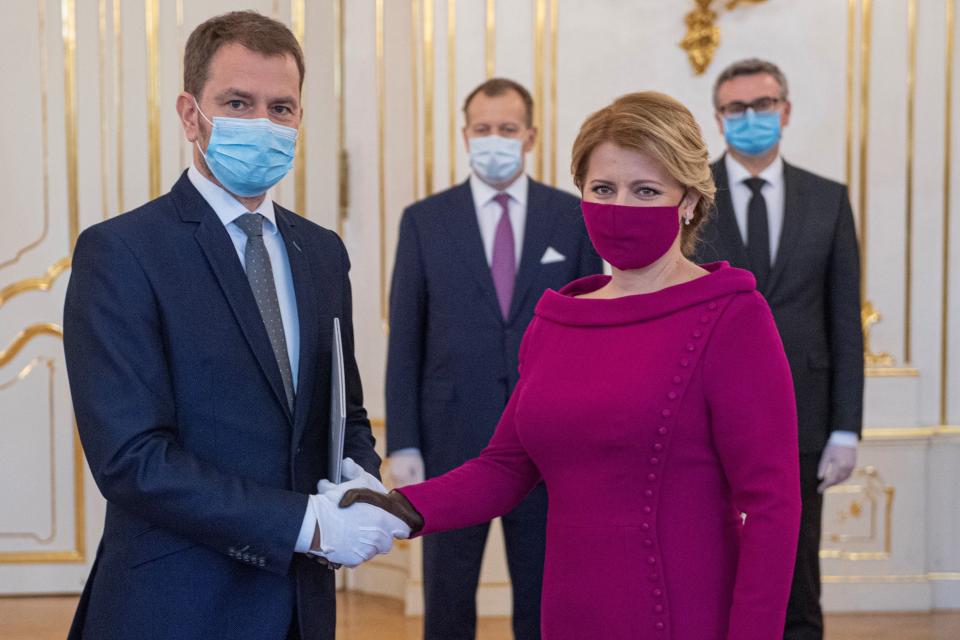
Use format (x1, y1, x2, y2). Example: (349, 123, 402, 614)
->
(346, 91, 801, 639)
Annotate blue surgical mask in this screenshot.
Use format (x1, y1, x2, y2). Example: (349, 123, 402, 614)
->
(469, 135, 523, 184)
(195, 100, 298, 197)
(723, 109, 782, 156)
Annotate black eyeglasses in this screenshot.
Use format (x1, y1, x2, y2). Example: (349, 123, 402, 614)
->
(717, 96, 784, 117)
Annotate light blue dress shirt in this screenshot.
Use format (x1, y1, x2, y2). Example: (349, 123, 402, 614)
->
(187, 165, 300, 391)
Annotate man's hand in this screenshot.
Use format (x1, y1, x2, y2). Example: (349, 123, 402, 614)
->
(388, 449, 425, 487)
(307, 493, 410, 567)
(817, 442, 857, 494)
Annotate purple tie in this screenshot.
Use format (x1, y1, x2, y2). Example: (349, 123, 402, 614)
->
(491, 193, 516, 319)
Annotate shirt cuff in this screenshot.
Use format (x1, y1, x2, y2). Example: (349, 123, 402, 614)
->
(827, 430, 859, 448)
(390, 447, 421, 458)
(294, 498, 319, 554)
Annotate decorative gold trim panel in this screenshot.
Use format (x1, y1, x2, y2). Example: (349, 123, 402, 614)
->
(0, 258, 71, 311)
(144, 0, 161, 200)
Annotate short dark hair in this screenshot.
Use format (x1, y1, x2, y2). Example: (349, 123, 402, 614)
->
(462, 78, 534, 128)
(184, 11, 305, 99)
(712, 58, 789, 108)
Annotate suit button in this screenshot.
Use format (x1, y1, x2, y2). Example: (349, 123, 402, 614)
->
(297, 446, 303, 454)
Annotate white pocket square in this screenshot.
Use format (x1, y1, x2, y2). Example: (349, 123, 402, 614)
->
(540, 247, 566, 264)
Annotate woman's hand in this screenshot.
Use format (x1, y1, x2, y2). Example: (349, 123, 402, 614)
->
(340, 489, 424, 535)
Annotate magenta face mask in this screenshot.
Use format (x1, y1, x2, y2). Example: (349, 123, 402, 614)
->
(581, 199, 682, 270)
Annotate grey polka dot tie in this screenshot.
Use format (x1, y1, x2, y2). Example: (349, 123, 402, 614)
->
(235, 213, 295, 412)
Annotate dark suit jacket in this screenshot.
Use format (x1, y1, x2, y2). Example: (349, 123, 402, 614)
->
(694, 156, 864, 453)
(386, 178, 602, 475)
(63, 172, 379, 640)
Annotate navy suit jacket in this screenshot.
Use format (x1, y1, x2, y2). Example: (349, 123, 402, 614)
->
(693, 157, 864, 453)
(63, 172, 379, 640)
(386, 178, 602, 476)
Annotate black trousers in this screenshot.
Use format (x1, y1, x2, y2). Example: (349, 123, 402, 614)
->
(784, 452, 825, 640)
(422, 483, 547, 640)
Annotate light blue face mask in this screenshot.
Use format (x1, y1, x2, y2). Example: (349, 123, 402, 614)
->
(723, 109, 782, 156)
(195, 100, 298, 197)
(469, 135, 524, 184)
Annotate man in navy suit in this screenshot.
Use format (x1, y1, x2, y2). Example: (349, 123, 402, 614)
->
(63, 11, 406, 640)
(386, 78, 602, 639)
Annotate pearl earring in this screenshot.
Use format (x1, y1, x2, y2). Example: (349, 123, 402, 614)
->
(684, 214, 692, 226)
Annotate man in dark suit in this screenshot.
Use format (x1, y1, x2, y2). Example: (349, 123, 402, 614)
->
(694, 59, 864, 640)
(63, 12, 405, 640)
(386, 78, 602, 639)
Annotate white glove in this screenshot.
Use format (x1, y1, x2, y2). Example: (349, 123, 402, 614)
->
(317, 457, 387, 503)
(307, 493, 410, 567)
(817, 441, 857, 493)
(388, 449, 425, 487)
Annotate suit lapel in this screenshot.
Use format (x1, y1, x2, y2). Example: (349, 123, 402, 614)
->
(275, 207, 321, 446)
(765, 161, 805, 296)
(507, 180, 552, 323)
(711, 158, 751, 270)
(445, 181, 503, 320)
(174, 175, 293, 422)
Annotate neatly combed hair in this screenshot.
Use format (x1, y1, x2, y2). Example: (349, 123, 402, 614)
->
(462, 78, 534, 128)
(712, 58, 789, 107)
(570, 91, 715, 256)
(184, 11, 305, 98)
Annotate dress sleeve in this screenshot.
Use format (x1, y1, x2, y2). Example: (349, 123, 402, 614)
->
(702, 292, 802, 640)
(396, 322, 543, 536)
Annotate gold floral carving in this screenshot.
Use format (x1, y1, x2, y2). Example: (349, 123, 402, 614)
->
(680, 0, 769, 75)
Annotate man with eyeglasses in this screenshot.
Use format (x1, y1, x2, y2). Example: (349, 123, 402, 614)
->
(694, 58, 864, 640)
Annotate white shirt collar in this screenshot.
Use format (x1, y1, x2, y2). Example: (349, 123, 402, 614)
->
(187, 164, 278, 234)
(469, 172, 529, 208)
(725, 153, 784, 189)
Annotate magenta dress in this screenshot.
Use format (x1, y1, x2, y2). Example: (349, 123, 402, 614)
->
(398, 262, 801, 639)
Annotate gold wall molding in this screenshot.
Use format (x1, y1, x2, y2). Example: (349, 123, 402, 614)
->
(0, 358, 57, 545)
(941, 0, 955, 425)
(904, 0, 917, 364)
(62, 0, 78, 247)
(377, 0, 387, 321)
(485, 0, 495, 79)
(862, 426, 960, 439)
(98, 0, 109, 221)
(0, 0, 51, 271)
(335, 0, 348, 236)
(410, 0, 421, 201)
(548, 0, 558, 186)
(0, 258, 71, 312)
(533, 0, 546, 182)
(291, 0, 306, 215)
(820, 466, 893, 560)
(0, 325, 84, 564)
(422, 0, 435, 196)
(144, 0, 161, 200)
(446, 0, 456, 187)
(679, 0, 768, 76)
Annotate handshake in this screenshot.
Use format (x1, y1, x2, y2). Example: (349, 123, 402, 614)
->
(306, 458, 424, 568)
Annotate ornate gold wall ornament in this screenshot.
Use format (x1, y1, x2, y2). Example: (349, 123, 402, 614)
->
(0, 324, 63, 368)
(820, 465, 894, 561)
(861, 300, 894, 368)
(0, 257, 71, 312)
(679, 0, 768, 76)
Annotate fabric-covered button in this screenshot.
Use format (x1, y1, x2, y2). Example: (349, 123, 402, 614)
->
(641, 523, 651, 531)
(661, 409, 672, 418)
(708, 302, 718, 310)
(649, 573, 660, 582)
(647, 473, 657, 482)
(647, 556, 657, 565)
(654, 604, 664, 613)
(643, 506, 653, 514)
(644, 489, 654, 498)
(643, 539, 653, 547)
(656, 621, 665, 631)
(700, 315, 711, 324)
(672, 375, 682, 384)
(679, 358, 690, 368)
(658, 427, 668, 435)
(692, 329, 703, 339)
(653, 443, 663, 452)
(686, 343, 696, 352)
(667, 391, 678, 400)
(653, 588, 662, 597)
(650, 457, 659, 465)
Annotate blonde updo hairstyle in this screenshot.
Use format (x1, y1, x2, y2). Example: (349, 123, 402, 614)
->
(571, 91, 715, 256)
